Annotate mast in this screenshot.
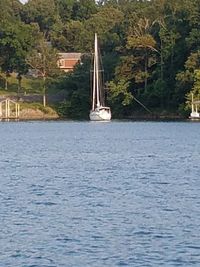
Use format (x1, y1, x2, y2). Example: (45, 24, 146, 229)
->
(95, 33, 100, 108)
(191, 93, 194, 113)
(92, 48, 96, 111)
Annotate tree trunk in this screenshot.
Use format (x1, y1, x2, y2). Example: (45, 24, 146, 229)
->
(17, 75, 22, 100)
(43, 93, 46, 107)
(5, 77, 8, 90)
(43, 76, 46, 107)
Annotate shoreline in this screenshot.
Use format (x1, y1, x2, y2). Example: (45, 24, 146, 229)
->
(0, 105, 191, 122)
(0, 117, 193, 122)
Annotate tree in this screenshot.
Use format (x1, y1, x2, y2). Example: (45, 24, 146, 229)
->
(57, 54, 91, 118)
(51, 20, 86, 51)
(176, 51, 200, 105)
(126, 17, 158, 93)
(185, 69, 200, 112)
(108, 79, 133, 106)
(71, 0, 97, 21)
(85, 6, 124, 40)
(56, 0, 75, 23)
(0, 20, 38, 90)
(190, 69, 200, 97)
(21, 0, 60, 38)
(26, 39, 60, 107)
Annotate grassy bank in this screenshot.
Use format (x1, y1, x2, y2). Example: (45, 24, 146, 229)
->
(19, 103, 59, 120)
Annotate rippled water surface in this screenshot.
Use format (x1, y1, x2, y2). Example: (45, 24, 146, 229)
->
(0, 121, 200, 267)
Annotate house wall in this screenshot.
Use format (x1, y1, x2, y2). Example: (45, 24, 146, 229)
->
(58, 58, 80, 72)
(58, 53, 82, 72)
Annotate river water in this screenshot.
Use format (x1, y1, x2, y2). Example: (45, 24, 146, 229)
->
(0, 121, 200, 267)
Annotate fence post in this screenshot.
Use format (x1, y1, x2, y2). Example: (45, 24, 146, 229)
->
(0, 102, 2, 118)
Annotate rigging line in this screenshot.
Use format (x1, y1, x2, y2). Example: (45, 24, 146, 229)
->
(132, 95, 152, 114)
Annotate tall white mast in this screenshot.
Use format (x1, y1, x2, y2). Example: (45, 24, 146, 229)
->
(92, 48, 96, 111)
(191, 93, 194, 114)
(95, 33, 100, 108)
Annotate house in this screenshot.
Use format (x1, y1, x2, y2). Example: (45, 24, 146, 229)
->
(58, 53, 82, 72)
(27, 52, 82, 77)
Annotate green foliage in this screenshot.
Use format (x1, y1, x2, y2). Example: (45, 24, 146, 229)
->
(108, 79, 133, 106)
(50, 6, 123, 52)
(189, 69, 200, 97)
(21, 0, 59, 37)
(57, 0, 75, 23)
(2, 0, 200, 118)
(71, 0, 97, 21)
(26, 38, 60, 78)
(55, 54, 91, 118)
(51, 20, 86, 51)
(176, 51, 200, 105)
(0, 20, 38, 74)
(183, 69, 200, 113)
(58, 90, 90, 119)
(0, 73, 43, 93)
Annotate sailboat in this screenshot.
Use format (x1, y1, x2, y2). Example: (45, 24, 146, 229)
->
(89, 33, 111, 121)
(190, 93, 200, 119)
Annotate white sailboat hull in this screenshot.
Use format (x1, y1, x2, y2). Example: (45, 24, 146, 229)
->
(190, 94, 200, 119)
(190, 112, 200, 119)
(90, 107, 111, 121)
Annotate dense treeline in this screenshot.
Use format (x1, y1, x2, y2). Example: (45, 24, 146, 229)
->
(1, 0, 200, 118)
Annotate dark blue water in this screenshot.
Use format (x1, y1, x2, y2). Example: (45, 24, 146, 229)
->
(0, 121, 200, 267)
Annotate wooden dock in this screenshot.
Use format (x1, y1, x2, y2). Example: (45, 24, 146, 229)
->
(0, 99, 20, 120)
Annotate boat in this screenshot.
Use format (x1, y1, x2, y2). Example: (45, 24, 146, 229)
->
(190, 93, 200, 119)
(89, 33, 111, 121)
